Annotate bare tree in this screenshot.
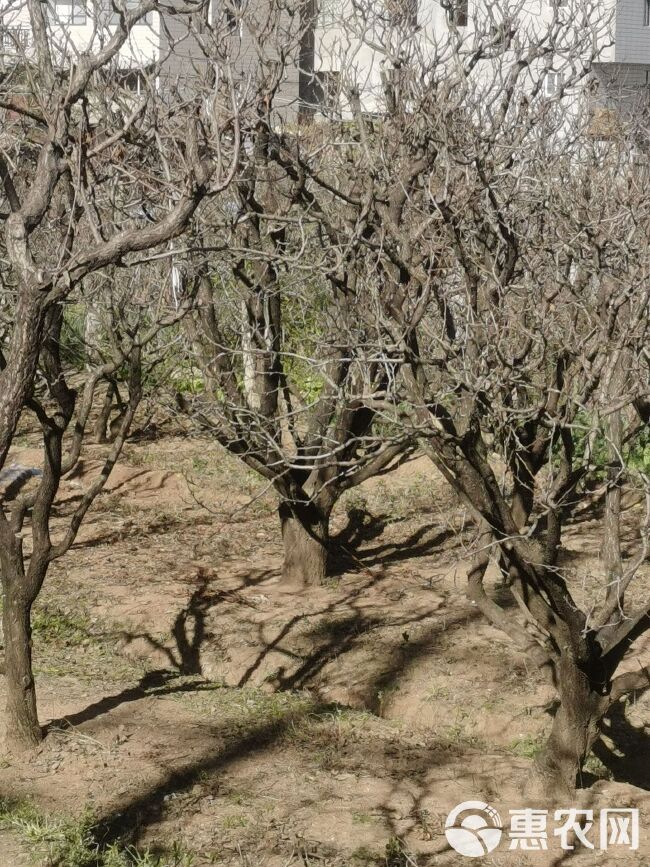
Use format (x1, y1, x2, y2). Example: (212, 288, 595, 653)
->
(253, 0, 650, 795)
(182, 134, 413, 585)
(153, 0, 415, 586)
(0, 0, 243, 750)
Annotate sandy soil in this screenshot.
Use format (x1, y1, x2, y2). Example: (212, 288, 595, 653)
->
(0, 434, 648, 865)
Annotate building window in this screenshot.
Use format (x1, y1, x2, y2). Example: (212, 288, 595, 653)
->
(544, 71, 563, 97)
(319, 0, 344, 26)
(55, 0, 87, 25)
(104, 0, 152, 26)
(644, 0, 650, 26)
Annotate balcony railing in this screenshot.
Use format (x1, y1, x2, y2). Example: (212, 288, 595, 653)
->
(0, 25, 30, 55)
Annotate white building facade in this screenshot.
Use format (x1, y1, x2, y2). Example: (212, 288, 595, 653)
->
(0, 0, 161, 76)
(314, 0, 623, 116)
(2, 0, 650, 121)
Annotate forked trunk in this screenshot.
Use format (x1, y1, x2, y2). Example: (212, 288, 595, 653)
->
(2, 588, 42, 751)
(537, 657, 606, 797)
(279, 500, 330, 586)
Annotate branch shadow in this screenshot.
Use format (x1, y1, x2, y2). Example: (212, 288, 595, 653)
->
(358, 525, 457, 567)
(119, 570, 275, 678)
(367, 606, 483, 716)
(592, 689, 650, 791)
(114, 579, 218, 677)
(91, 706, 311, 853)
(45, 569, 279, 733)
(82, 696, 466, 860)
(45, 671, 213, 732)
(544, 787, 599, 866)
(336, 507, 390, 548)
(236, 564, 459, 697)
(236, 569, 392, 688)
(330, 508, 458, 576)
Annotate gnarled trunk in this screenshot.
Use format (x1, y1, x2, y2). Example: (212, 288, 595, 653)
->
(93, 381, 116, 444)
(2, 586, 41, 751)
(279, 500, 331, 586)
(537, 656, 606, 796)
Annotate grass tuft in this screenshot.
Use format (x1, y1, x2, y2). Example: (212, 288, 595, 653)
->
(508, 732, 545, 759)
(0, 797, 196, 866)
(32, 605, 90, 647)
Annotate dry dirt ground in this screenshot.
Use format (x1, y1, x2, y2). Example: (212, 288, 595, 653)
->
(0, 430, 649, 866)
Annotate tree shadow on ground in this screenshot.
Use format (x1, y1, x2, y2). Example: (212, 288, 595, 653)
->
(82, 696, 467, 860)
(235, 565, 466, 695)
(355, 525, 457, 568)
(563, 486, 644, 530)
(44, 568, 278, 734)
(592, 689, 650, 791)
(71, 536, 501, 723)
(329, 508, 388, 572)
(329, 508, 458, 576)
(91, 706, 307, 853)
(49, 575, 480, 731)
(46, 671, 212, 732)
(544, 788, 599, 866)
(47, 670, 602, 866)
(236, 568, 392, 688)
(367, 606, 483, 715)
(115, 569, 275, 678)
(38, 574, 632, 862)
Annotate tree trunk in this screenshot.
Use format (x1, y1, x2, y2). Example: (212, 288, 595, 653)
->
(602, 407, 623, 616)
(94, 381, 115, 444)
(279, 501, 330, 586)
(537, 656, 606, 797)
(2, 587, 41, 751)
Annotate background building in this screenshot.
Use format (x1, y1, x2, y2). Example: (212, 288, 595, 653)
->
(2, 0, 650, 124)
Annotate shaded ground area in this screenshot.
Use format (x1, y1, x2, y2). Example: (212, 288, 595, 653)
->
(0, 436, 649, 865)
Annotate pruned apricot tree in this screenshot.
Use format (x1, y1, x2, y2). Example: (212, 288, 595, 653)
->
(0, 0, 243, 750)
(251, 0, 650, 795)
(177, 6, 415, 586)
(181, 131, 414, 585)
